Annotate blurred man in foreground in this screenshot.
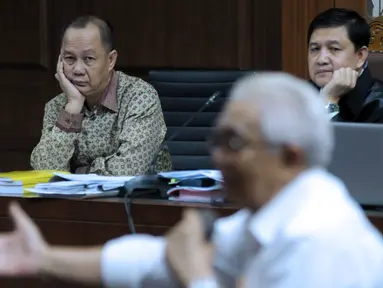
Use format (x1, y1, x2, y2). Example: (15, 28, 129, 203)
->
(0, 72, 382, 287)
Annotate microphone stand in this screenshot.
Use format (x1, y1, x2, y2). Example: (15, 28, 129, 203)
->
(150, 91, 222, 172)
(121, 91, 222, 233)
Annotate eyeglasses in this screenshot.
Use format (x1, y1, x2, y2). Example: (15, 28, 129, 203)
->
(208, 125, 270, 152)
(208, 128, 251, 151)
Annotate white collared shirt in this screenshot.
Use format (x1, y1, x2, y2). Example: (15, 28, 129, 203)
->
(101, 168, 383, 288)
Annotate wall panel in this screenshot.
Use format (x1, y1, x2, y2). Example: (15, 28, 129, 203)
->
(0, 0, 49, 68)
(335, 0, 368, 16)
(282, 0, 334, 79)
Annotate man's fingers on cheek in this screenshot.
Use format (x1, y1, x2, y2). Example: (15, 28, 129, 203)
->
(345, 71, 351, 85)
(348, 69, 354, 79)
(334, 71, 341, 80)
(177, 225, 192, 238)
(344, 72, 352, 85)
(350, 72, 357, 86)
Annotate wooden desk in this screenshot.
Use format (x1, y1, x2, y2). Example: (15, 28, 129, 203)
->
(0, 197, 381, 287)
(0, 197, 237, 245)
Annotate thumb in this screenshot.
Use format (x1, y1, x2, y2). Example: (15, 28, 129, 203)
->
(205, 242, 215, 260)
(9, 202, 35, 232)
(183, 208, 199, 221)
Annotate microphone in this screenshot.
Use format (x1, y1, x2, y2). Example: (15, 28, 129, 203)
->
(121, 91, 222, 234)
(150, 90, 222, 171)
(122, 90, 222, 199)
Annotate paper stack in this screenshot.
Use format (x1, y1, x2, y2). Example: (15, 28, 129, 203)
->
(0, 170, 69, 197)
(159, 170, 225, 203)
(159, 170, 223, 182)
(0, 177, 23, 197)
(25, 172, 135, 198)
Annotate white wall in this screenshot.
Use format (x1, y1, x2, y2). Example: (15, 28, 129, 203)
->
(371, 0, 383, 17)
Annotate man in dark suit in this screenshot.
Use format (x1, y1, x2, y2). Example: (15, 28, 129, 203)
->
(308, 8, 383, 123)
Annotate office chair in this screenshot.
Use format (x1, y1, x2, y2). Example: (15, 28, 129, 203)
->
(148, 70, 253, 170)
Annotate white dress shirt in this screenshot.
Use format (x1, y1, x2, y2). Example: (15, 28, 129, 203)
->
(101, 168, 383, 288)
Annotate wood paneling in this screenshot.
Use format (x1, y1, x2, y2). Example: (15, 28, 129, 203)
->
(0, 0, 54, 172)
(253, 0, 282, 70)
(1, 84, 45, 137)
(281, 0, 334, 79)
(335, 0, 368, 17)
(103, 0, 245, 68)
(48, 0, 280, 70)
(0, 0, 49, 68)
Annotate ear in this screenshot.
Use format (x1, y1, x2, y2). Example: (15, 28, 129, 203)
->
(356, 46, 369, 70)
(108, 50, 118, 71)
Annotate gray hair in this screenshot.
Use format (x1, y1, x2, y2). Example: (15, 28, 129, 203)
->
(230, 72, 334, 167)
(63, 16, 114, 52)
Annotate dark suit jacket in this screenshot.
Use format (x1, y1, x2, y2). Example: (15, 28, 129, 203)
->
(311, 68, 383, 123)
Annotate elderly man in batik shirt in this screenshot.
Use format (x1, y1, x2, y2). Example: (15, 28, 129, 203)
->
(30, 16, 172, 176)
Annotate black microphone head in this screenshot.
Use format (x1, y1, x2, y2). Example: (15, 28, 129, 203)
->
(208, 91, 221, 105)
(198, 209, 218, 241)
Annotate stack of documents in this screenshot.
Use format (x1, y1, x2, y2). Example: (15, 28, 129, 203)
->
(25, 172, 135, 198)
(0, 169, 225, 201)
(166, 185, 223, 203)
(0, 170, 69, 197)
(0, 177, 23, 196)
(159, 170, 225, 203)
(159, 169, 223, 182)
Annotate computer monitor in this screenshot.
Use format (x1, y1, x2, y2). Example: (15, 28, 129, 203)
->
(328, 122, 383, 208)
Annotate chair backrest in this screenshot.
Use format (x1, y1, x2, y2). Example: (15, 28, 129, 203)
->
(368, 52, 383, 81)
(369, 16, 383, 81)
(148, 70, 252, 170)
(369, 15, 383, 52)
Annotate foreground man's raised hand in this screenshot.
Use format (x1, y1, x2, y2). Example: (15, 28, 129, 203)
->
(0, 202, 47, 276)
(0, 202, 102, 284)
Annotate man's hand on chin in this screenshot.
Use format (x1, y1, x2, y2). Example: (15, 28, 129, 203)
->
(0, 202, 48, 277)
(320, 67, 358, 104)
(55, 55, 85, 114)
